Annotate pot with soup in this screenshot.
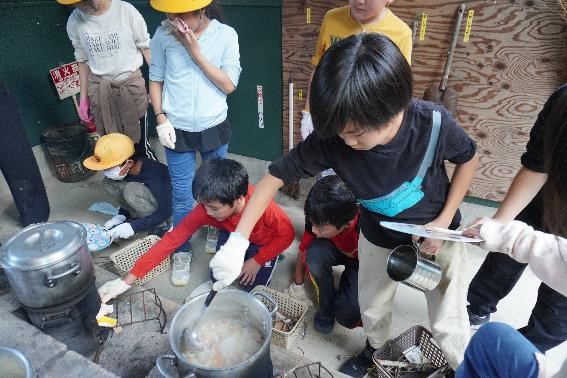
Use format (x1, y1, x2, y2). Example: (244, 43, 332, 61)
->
(156, 289, 277, 378)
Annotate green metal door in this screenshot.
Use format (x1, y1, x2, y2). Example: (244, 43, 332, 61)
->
(222, 0, 283, 161)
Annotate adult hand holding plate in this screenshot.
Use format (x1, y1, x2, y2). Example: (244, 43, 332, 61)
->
(380, 221, 483, 243)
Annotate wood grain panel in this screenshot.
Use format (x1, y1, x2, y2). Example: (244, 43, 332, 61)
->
(282, 0, 567, 201)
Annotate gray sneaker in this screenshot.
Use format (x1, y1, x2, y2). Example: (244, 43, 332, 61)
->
(171, 252, 192, 286)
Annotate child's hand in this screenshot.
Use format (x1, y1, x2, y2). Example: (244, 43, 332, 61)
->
(239, 258, 261, 286)
(413, 220, 448, 255)
(180, 29, 202, 59)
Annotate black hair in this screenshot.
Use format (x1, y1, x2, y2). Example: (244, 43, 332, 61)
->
(204, 0, 224, 22)
(304, 176, 358, 229)
(192, 158, 248, 206)
(543, 91, 567, 237)
(309, 33, 413, 138)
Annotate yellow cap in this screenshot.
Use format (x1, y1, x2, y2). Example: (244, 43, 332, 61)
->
(83, 133, 135, 170)
(150, 0, 212, 13)
(56, 0, 82, 4)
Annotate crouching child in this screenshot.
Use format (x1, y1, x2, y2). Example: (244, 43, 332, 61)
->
(98, 158, 295, 302)
(289, 176, 361, 334)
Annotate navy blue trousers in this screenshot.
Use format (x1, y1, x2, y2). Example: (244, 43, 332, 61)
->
(0, 80, 49, 226)
(305, 238, 360, 328)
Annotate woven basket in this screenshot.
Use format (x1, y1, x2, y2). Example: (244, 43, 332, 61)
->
(109, 235, 169, 285)
(251, 285, 308, 350)
(372, 325, 449, 378)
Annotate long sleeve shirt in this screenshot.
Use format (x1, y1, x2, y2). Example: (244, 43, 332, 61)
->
(299, 212, 360, 261)
(130, 185, 294, 278)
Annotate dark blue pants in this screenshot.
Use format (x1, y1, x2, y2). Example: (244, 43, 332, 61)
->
(215, 230, 277, 291)
(305, 239, 360, 328)
(0, 80, 49, 226)
(467, 200, 567, 352)
(456, 323, 540, 378)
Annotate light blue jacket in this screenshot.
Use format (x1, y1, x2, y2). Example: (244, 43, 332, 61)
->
(149, 19, 241, 132)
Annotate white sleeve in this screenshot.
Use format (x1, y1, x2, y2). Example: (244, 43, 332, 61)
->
(220, 28, 242, 87)
(126, 4, 150, 50)
(480, 219, 567, 296)
(66, 13, 88, 62)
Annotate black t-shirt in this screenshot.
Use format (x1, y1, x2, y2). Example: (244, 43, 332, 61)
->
(516, 84, 567, 230)
(270, 99, 477, 248)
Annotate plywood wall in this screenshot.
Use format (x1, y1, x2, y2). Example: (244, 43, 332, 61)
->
(282, 0, 567, 201)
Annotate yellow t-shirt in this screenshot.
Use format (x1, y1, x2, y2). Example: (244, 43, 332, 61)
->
(312, 6, 412, 67)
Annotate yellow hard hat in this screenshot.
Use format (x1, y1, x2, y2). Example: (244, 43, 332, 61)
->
(56, 0, 82, 4)
(150, 0, 212, 13)
(83, 133, 135, 170)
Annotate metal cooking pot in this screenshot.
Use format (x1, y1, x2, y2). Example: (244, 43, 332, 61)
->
(156, 289, 277, 378)
(0, 221, 94, 308)
(0, 346, 32, 378)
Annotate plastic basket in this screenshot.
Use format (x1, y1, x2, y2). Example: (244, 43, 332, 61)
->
(109, 235, 169, 285)
(251, 285, 308, 350)
(372, 326, 449, 378)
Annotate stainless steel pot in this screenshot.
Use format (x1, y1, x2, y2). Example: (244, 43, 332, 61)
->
(157, 289, 277, 378)
(0, 346, 32, 378)
(0, 221, 94, 308)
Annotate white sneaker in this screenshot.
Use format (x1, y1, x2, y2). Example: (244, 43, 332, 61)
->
(204, 226, 220, 254)
(171, 252, 192, 286)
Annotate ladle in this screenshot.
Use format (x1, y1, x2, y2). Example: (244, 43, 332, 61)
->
(182, 289, 217, 349)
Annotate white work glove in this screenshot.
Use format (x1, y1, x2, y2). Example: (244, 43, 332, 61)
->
(300, 110, 314, 140)
(285, 282, 314, 306)
(156, 119, 176, 149)
(98, 278, 132, 303)
(103, 214, 126, 230)
(209, 232, 250, 291)
(108, 223, 135, 239)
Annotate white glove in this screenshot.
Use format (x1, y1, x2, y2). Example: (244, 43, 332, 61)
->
(210, 232, 250, 291)
(300, 110, 314, 140)
(156, 119, 176, 149)
(104, 214, 126, 230)
(108, 223, 135, 239)
(98, 278, 132, 303)
(285, 282, 314, 306)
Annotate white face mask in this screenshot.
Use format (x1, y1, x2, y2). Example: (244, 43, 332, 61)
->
(102, 163, 129, 181)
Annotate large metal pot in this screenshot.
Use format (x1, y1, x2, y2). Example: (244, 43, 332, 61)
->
(0, 221, 94, 308)
(157, 290, 277, 378)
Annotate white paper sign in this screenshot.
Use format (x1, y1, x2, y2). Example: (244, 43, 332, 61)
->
(50, 61, 80, 100)
(257, 85, 264, 129)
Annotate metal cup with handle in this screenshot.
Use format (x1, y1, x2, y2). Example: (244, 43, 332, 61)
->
(386, 242, 442, 292)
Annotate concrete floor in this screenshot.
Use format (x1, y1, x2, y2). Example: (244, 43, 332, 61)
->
(0, 147, 565, 375)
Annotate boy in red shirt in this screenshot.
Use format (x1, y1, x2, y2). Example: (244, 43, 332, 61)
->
(98, 159, 295, 302)
(289, 176, 361, 334)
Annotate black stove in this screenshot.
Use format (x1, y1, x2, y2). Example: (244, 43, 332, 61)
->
(22, 279, 102, 356)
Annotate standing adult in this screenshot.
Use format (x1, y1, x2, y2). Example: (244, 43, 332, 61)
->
(466, 85, 567, 353)
(148, 0, 241, 286)
(0, 80, 50, 226)
(57, 0, 155, 160)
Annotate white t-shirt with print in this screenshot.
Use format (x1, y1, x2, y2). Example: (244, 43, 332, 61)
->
(66, 0, 150, 80)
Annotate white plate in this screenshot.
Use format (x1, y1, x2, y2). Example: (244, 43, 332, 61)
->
(380, 221, 483, 243)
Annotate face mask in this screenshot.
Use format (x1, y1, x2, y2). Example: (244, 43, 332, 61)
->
(102, 163, 129, 181)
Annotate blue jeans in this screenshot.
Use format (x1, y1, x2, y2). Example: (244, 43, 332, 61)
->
(456, 323, 540, 378)
(165, 144, 228, 252)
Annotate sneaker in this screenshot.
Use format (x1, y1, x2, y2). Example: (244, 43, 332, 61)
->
(171, 252, 192, 286)
(314, 309, 335, 334)
(338, 340, 377, 378)
(204, 226, 220, 254)
(467, 306, 490, 329)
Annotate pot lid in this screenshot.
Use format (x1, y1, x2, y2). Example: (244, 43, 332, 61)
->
(0, 221, 86, 271)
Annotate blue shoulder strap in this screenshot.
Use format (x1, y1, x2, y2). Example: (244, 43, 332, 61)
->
(416, 110, 441, 179)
